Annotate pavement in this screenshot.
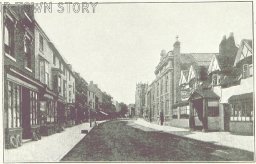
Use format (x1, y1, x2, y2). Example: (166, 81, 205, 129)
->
(134, 118, 254, 152)
(4, 121, 105, 162)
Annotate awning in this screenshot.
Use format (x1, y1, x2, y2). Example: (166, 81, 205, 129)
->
(99, 111, 108, 116)
(228, 92, 253, 103)
(172, 100, 189, 108)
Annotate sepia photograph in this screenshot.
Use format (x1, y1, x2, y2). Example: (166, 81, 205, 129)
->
(1, 0, 254, 162)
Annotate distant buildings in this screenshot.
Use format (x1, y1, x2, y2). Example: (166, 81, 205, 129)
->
(135, 83, 148, 117)
(128, 104, 135, 117)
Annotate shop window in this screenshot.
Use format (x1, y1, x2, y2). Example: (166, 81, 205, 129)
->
(24, 35, 32, 69)
(172, 108, 177, 119)
(7, 81, 21, 128)
(4, 17, 14, 57)
(208, 107, 219, 117)
(30, 91, 38, 125)
(180, 106, 189, 118)
(230, 102, 253, 121)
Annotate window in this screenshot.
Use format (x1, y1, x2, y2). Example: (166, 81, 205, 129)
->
(212, 74, 218, 86)
(45, 62, 49, 86)
(7, 81, 21, 128)
(39, 34, 44, 51)
(59, 61, 61, 70)
(58, 76, 61, 93)
(165, 100, 169, 115)
(63, 80, 67, 97)
(39, 60, 49, 86)
(231, 102, 253, 121)
(53, 55, 56, 65)
(4, 17, 14, 57)
(30, 91, 38, 125)
(208, 100, 219, 117)
(165, 76, 168, 93)
(24, 35, 32, 69)
(249, 64, 253, 76)
(243, 64, 249, 78)
(160, 79, 163, 94)
(69, 72, 71, 81)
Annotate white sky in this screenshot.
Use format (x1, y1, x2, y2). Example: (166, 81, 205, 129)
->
(35, 2, 253, 104)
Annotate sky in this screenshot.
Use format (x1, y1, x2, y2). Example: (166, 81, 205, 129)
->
(35, 2, 253, 104)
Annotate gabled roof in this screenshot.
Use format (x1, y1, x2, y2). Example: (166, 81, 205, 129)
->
(234, 39, 253, 66)
(179, 70, 189, 85)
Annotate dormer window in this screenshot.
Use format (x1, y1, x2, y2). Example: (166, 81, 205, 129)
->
(212, 74, 219, 86)
(243, 64, 250, 78)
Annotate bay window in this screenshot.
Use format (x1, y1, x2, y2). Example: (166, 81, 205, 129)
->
(231, 102, 253, 121)
(39, 60, 49, 86)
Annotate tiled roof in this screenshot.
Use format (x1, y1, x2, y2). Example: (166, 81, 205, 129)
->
(189, 88, 220, 100)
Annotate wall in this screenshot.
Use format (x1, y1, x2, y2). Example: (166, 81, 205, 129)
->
(229, 122, 253, 135)
(208, 117, 220, 131)
(168, 119, 189, 128)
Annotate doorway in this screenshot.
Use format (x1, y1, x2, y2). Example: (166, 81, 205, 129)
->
(21, 87, 31, 139)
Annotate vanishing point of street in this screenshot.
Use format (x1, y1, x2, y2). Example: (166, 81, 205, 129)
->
(61, 120, 253, 161)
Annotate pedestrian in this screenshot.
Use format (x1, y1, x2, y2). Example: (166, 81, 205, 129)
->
(160, 112, 164, 125)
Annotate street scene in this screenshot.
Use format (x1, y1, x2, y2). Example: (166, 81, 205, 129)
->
(2, 1, 254, 163)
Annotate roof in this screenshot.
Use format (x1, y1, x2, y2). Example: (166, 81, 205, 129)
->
(180, 53, 217, 68)
(228, 92, 253, 102)
(234, 39, 253, 67)
(189, 88, 220, 100)
(172, 100, 189, 108)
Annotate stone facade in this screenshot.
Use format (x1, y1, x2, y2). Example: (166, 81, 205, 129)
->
(135, 83, 148, 117)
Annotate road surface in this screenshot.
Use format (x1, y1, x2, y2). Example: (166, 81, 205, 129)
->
(61, 120, 253, 161)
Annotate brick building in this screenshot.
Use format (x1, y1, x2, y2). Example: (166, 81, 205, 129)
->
(3, 5, 44, 148)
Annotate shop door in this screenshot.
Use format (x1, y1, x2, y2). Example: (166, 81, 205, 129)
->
(21, 87, 31, 139)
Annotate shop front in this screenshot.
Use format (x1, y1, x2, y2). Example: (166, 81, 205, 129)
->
(39, 88, 58, 136)
(4, 67, 44, 148)
(56, 98, 66, 132)
(188, 89, 220, 132)
(228, 92, 253, 135)
(66, 103, 76, 127)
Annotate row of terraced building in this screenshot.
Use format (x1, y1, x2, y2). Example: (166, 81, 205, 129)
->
(3, 5, 108, 149)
